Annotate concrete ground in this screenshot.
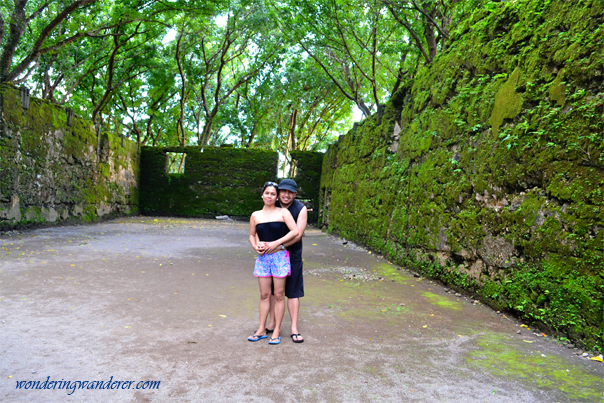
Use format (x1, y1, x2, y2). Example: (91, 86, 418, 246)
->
(0, 217, 602, 403)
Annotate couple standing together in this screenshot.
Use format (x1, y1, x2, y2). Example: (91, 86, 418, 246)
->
(248, 179, 307, 345)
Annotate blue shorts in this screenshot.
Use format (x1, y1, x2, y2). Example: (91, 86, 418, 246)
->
(254, 250, 290, 278)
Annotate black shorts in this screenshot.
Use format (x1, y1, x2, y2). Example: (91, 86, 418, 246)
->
(271, 253, 304, 298)
(285, 257, 304, 299)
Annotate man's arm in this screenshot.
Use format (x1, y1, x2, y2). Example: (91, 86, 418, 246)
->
(284, 206, 307, 248)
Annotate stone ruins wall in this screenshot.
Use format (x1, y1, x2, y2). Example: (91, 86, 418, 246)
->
(0, 84, 139, 229)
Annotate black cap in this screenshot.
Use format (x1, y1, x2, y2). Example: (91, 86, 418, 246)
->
(279, 179, 297, 192)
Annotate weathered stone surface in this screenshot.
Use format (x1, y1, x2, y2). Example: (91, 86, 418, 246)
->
(40, 208, 59, 222)
(478, 235, 516, 269)
(0, 84, 139, 229)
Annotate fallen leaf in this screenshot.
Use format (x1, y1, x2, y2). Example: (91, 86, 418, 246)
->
(8, 375, 12, 379)
(219, 315, 227, 318)
(174, 292, 178, 294)
(70, 264, 75, 266)
(522, 340, 533, 343)
(312, 244, 317, 246)
(187, 341, 197, 344)
(125, 326, 131, 328)
(422, 325, 427, 328)
(141, 271, 145, 273)
(429, 314, 434, 316)
(590, 356, 603, 362)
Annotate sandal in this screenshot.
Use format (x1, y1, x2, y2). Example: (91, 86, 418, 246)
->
(248, 334, 268, 342)
(290, 334, 304, 343)
(268, 336, 281, 345)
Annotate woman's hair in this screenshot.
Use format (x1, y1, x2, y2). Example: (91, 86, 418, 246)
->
(262, 181, 279, 194)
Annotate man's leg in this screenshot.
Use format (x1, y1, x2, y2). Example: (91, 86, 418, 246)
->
(285, 257, 304, 342)
(287, 297, 302, 341)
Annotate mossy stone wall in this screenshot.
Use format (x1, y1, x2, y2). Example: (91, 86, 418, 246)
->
(320, 0, 603, 349)
(291, 150, 324, 223)
(0, 84, 139, 229)
(139, 146, 279, 217)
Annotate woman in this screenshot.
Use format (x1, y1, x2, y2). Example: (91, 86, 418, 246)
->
(248, 181, 298, 345)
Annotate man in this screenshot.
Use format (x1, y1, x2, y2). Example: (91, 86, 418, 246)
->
(265, 179, 307, 343)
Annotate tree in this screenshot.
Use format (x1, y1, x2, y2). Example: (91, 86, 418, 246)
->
(269, 0, 411, 117)
(178, 1, 280, 147)
(382, 0, 482, 64)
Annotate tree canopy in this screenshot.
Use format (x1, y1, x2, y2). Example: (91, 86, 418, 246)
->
(0, 0, 487, 161)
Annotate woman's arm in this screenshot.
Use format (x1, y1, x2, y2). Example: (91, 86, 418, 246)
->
(263, 209, 299, 254)
(249, 212, 265, 255)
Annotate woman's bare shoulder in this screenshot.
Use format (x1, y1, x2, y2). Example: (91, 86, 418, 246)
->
(251, 210, 266, 220)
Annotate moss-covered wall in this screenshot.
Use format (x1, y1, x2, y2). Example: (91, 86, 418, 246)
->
(291, 150, 324, 223)
(0, 84, 139, 229)
(320, 0, 603, 350)
(139, 146, 278, 217)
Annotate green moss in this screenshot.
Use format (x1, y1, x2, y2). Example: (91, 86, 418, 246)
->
(420, 292, 464, 311)
(549, 69, 567, 106)
(488, 68, 524, 137)
(468, 334, 604, 401)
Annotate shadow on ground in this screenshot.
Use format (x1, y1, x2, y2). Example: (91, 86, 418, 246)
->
(1, 217, 602, 402)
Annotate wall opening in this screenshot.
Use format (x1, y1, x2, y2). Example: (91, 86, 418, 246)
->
(165, 152, 186, 174)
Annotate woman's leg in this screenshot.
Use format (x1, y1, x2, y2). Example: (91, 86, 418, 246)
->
(254, 277, 272, 336)
(271, 277, 286, 340)
(266, 295, 276, 331)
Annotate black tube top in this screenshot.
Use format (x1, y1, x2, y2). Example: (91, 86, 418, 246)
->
(256, 221, 289, 242)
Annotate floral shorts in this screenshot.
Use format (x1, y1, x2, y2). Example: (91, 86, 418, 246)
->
(254, 250, 291, 278)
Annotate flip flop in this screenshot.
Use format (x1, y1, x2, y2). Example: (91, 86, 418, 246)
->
(290, 334, 304, 343)
(248, 334, 268, 342)
(268, 336, 281, 345)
